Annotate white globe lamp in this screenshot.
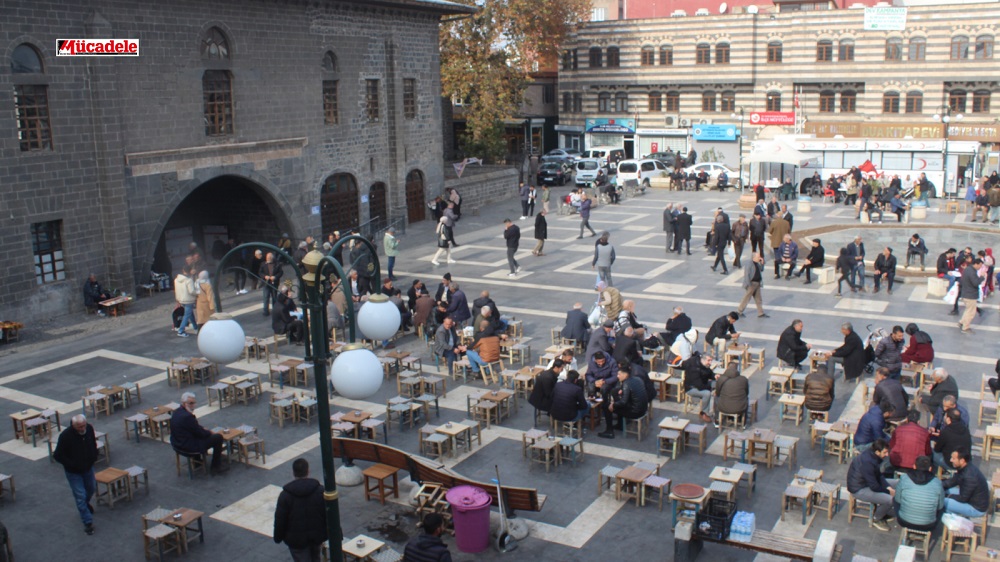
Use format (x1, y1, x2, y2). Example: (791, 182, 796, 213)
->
(330, 343, 383, 399)
(356, 294, 401, 341)
(197, 313, 246, 364)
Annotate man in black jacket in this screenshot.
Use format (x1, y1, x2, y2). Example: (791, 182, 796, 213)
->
(528, 360, 563, 416)
(776, 319, 811, 368)
(919, 368, 959, 416)
(272, 285, 304, 345)
(259, 252, 285, 317)
(942, 449, 989, 518)
(872, 367, 909, 423)
(749, 212, 767, 256)
(683, 353, 716, 423)
(53, 415, 99, 535)
(586, 320, 615, 362)
(933, 408, 972, 470)
(550, 370, 590, 422)
(661, 306, 692, 347)
(170, 392, 226, 474)
(612, 326, 642, 369)
(710, 214, 731, 274)
(83, 274, 112, 312)
(706, 312, 740, 360)
(404, 513, 452, 562)
(273, 458, 327, 561)
(675, 207, 693, 255)
(823, 322, 866, 381)
(561, 303, 591, 346)
(873, 247, 898, 294)
(845, 439, 895, 531)
(503, 218, 520, 277)
(792, 239, 825, 284)
(598, 366, 648, 439)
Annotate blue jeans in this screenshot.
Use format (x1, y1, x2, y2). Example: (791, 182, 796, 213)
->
(932, 451, 950, 471)
(945, 487, 986, 518)
(387, 256, 396, 279)
(177, 303, 196, 334)
(441, 350, 457, 375)
(65, 469, 96, 525)
(572, 403, 591, 422)
(263, 285, 277, 314)
(850, 264, 865, 288)
(466, 350, 486, 373)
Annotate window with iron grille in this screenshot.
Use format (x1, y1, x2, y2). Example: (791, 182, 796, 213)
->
(648, 92, 662, 112)
(403, 78, 416, 119)
(766, 92, 781, 112)
(202, 70, 233, 136)
(908, 38, 925, 61)
(949, 90, 967, 113)
(641, 46, 655, 66)
(767, 42, 782, 63)
(366, 79, 380, 122)
(696, 44, 711, 64)
(14, 85, 53, 151)
(665, 92, 680, 112)
(905, 92, 922, 114)
(716, 43, 730, 64)
(819, 91, 835, 113)
(816, 40, 833, 62)
(702, 91, 716, 112)
(840, 91, 856, 113)
(973, 90, 991, 113)
(951, 36, 969, 60)
(659, 46, 673, 65)
(885, 38, 902, 61)
(882, 92, 900, 114)
(323, 80, 339, 125)
(31, 220, 65, 285)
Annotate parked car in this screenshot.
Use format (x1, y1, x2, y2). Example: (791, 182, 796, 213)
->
(574, 158, 606, 186)
(646, 151, 680, 168)
(540, 148, 581, 165)
(616, 158, 670, 188)
(580, 147, 626, 171)
(537, 161, 570, 185)
(682, 162, 747, 187)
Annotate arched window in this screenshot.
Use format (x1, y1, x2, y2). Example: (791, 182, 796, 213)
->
(841, 91, 857, 113)
(819, 90, 835, 113)
(606, 46, 620, 67)
(598, 92, 611, 112)
(720, 91, 735, 112)
(882, 92, 900, 114)
(201, 27, 231, 60)
(696, 43, 711, 64)
(975, 35, 994, 59)
(767, 41, 783, 63)
(665, 91, 680, 112)
(701, 91, 716, 112)
(766, 92, 781, 112)
(614, 92, 628, 112)
(716, 42, 730, 64)
(659, 46, 673, 65)
(588, 47, 602, 68)
(885, 37, 902, 61)
(949, 90, 967, 113)
(322, 51, 339, 125)
(973, 90, 991, 113)
(816, 40, 833, 62)
(838, 39, 854, 61)
(908, 37, 926, 61)
(905, 91, 923, 114)
(640, 46, 655, 66)
(10, 43, 51, 151)
(648, 91, 662, 112)
(951, 36, 969, 60)
(321, 173, 360, 234)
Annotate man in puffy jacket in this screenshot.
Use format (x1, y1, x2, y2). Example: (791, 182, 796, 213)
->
(683, 353, 716, 424)
(550, 371, 590, 423)
(174, 268, 198, 338)
(872, 368, 909, 422)
(874, 326, 905, 378)
(528, 360, 563, 415)
(598, 366, 648, 439)
(715, 363, 749, 424)
(933, 408, 971, 470)
(855, 402, 890, 452)
(803, 368, 834, 413)
(776, 319, 811, 368)
(942, 448, 990, 518)
(404, 513, 452, 562)
(586, 351, 618, 394)
(889, 410, 931, 470)
(846, 439, 895, 531)
(273, 458, 326, 561)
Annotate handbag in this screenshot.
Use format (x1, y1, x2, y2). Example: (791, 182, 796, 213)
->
(725, 243, 735, 261)
(943, 283, 959, 305)
(587, 303, 605, 327)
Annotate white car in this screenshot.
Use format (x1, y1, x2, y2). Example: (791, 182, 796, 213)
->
(574, 158, 607, 186)
(616, 158, 669, 188)
(682, 162, 747, 187)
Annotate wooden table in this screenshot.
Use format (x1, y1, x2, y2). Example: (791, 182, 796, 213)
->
(142, 405, 176, 441)
(985, 424, 1000, 461)
(99, 385, 127, 413)
(340, 411, 372, 437)
(99, 295, 132, 316)
(747, 429, 778, 468)
(971, 546, 1000, 561)
(362, 464, 400, 505)
(95, 467, 131, 508)
(779, 394, 806, 425)
(279, 359, 304, 386)
(670, 487, 710, 529)
(212, 426, 245, 460)
(723, 431, 748, 462)
(808, 351, 828, 374)
(436, 422, 473, 457)
(342, 534, 386, 561)
(160, 508, 205, 553)
(649, 371, 670, 402)
(10, 409, 40, 441)
(659, 416, 690, 432)
(709, 466, 744, 487)
(480, 390, 515, 422)
(617, 465, 653, 506)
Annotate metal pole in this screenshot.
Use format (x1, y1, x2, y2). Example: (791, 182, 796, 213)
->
(942, 115, 949, 198)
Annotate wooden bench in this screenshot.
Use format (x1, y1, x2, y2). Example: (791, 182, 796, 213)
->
(331, 437, 545, 514)
(693, 529, 842, 561)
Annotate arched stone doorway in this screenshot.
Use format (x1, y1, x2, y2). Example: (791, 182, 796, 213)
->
(369, 182, 387, 230)
(321, 173, 360, 235)
(153, 175, 291, 278)
(405, 169, 426, 223)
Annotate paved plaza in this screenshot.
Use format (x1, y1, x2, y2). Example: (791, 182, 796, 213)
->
(1, 186, 998, 561)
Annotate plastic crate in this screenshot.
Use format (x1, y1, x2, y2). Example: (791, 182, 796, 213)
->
(694, 498, 736, 540)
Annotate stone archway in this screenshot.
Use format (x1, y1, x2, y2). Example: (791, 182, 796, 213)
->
(405, 169, 426, 223)
(321, 173, 360, 235)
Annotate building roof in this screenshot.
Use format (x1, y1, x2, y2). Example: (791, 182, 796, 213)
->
(339, 0, 477, 15)
(625, 0, 881, 18)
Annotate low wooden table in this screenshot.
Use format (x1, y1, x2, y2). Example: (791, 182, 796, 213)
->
(362, 464, 400, 505)
(159, 508, 205, 553)
(659, 416, 690, 432)
(480, 389, 515, 422)
(342, 534, 386, 561)
(617, 465, 653, 506)
(95, 467, 132, 508)
(10, 409, 40, 441)
(99, 295, 133, 317)
(747, 429, 778, 468)
(436, 422, 472, 457)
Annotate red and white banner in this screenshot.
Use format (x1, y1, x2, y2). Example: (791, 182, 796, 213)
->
(57, 39, 139, 57)
(749, 111, 796, 126)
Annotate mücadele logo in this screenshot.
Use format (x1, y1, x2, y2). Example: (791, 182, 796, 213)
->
(56, 39, 139, 57)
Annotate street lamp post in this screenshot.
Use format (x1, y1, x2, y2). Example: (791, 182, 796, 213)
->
(933, 105, 963, 197)
(731, 107, 746, 190)
(198, 235, 399, 562)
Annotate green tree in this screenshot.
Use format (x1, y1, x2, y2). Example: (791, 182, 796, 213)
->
(441, 0, 590, 162)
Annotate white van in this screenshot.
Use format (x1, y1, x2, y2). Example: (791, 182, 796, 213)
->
(574, 158, 606, 186)
(580, 146, 626, 170)
(616, 158, 669, 188)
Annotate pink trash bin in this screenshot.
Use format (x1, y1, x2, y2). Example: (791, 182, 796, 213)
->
(445, 485, 493, 553)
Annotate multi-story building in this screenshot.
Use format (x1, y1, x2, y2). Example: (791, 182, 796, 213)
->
(0, 0, 474, 324)
(558, 0, 1000, 189)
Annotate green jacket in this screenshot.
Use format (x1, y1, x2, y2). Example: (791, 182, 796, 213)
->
(383, 233, 399, 257)
(895, 472, 944, 526)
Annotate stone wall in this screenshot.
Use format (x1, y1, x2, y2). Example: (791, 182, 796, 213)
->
(443, 167, 520, 215)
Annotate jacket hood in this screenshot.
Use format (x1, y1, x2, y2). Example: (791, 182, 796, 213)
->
(906, 469, 935, 485)
(723, 363, 740, 378)
(283, 478, 322, 498)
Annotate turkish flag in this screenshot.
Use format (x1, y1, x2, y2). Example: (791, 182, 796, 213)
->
(858, 159, 877, 174)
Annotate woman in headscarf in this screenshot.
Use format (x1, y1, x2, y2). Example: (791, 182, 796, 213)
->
(194, 270, 215, 327)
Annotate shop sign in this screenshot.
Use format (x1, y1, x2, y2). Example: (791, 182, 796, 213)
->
(749, 111, 795, 126)
(586, 118, 635, 134)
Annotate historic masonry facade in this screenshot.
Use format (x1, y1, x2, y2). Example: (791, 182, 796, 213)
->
(1, 0, 474, 324)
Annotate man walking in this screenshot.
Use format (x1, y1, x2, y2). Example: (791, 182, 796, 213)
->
(738, 252, 769, 318)
(710, 214, 731, 275)
(731, 214, 749, 269)
(260, 252, 284, 317)
(676, 207, 693, 255)
(382, 227, 399, 281)
(959, 257, 984, 334)
(593, 231, 616, 286)
(578, 193, 597, 238)
(749, 212, 766, 256)
(443, 203, 460, 246)
(518, 182, 531, 220)
(532, 210, 547, 256)
(662, 203, 676, 253)
(53, 414, 99, 535)
(174, 268, 198, 337)
(273, 458, 326, 562)
(847, 236, 867, 292)
(503, 219, 521, 277)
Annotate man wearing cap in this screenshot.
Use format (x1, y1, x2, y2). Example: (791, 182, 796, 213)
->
(383, 227, 399, 281)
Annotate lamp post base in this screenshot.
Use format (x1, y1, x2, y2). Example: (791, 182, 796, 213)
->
(336, 465, 364, 487)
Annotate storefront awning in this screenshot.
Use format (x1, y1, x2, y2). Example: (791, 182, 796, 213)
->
(745, 140, 814, 167)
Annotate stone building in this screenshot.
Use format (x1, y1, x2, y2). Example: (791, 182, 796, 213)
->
(558, 0, 1000, 179)
(1, 0, 474, 324)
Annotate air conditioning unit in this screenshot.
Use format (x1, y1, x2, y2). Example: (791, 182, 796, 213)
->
(699, 118, 713, 124)
(664, 114, 679, 127)
(671, 10, 687, 17)
(695, 8, 710, 16)
(679, 118, 691, 127)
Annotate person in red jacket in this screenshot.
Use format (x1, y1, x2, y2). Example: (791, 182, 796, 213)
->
(889, 410, 932, 470)
(900, 323, 934, 364)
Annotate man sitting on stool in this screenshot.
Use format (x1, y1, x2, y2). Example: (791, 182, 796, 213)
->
(271, 285, 304, 345)
(941, 448, 990, 518)
(170, 392, 227, 474)
(598, 366, 648, 439)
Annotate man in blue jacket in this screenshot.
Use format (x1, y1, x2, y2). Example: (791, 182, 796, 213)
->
(855, 402, 890, 453)
(846, 439, 896, 531)
(170, 392, 226, 474)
